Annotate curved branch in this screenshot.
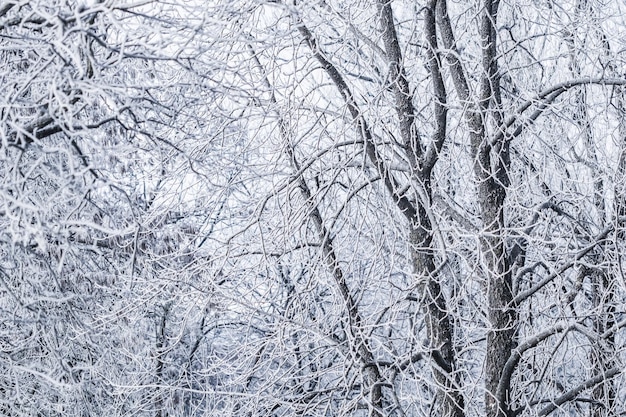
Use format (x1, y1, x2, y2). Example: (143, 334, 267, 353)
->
(495, 78, 626, 144)
(513, 225, 614, 304)
(537, 366, 622, 416)
(496, 322, 573, 408)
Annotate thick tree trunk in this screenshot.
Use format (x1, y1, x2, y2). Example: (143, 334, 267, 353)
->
(379, 2, 464, 414)
(412, 228, 465, 417)
(478, 182, 516, 417)
(435, 0, 517, 414)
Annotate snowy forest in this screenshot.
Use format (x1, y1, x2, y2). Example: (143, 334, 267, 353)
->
(2, 0, 626, 416)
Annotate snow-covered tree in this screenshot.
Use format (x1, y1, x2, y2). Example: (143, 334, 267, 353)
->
(2, 1, 626, 416)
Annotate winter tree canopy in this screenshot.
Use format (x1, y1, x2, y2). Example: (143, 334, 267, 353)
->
(1, 0, 626, 416)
